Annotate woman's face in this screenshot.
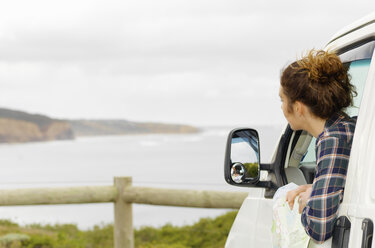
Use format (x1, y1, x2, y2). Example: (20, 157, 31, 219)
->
(279, 86, 303, 130)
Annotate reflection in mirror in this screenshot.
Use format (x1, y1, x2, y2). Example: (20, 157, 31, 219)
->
(231, 162, 246, 183)
(230, 130, 260, 183)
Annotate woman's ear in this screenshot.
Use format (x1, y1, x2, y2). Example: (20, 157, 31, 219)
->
(294, 101, 305, 117)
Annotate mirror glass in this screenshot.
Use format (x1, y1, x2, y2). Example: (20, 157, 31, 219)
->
(231, 162, 246, 183)
(230, 129, 260, 183)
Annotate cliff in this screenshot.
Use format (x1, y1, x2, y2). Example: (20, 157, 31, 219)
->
(0, 108, 74, 143)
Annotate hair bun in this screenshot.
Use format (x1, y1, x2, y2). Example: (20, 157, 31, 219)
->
(297, 50, 346, 86)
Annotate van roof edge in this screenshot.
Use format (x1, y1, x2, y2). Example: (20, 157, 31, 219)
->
(327, 12, 375, 46)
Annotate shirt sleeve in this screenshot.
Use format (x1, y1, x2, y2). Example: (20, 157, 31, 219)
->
(301, 135, 350, 243)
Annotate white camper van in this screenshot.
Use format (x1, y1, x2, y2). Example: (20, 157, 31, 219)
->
(224, 12, 375, 248)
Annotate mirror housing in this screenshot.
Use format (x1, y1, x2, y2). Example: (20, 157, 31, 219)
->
(224, 128, 275, 188)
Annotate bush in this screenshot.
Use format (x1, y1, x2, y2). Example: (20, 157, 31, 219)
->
(0, 211, 238, 248)
(135, 211, 238, 248)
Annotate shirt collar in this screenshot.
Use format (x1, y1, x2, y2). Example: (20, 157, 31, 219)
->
(325, 111, 347, 128)
(317, 111, 348, 139)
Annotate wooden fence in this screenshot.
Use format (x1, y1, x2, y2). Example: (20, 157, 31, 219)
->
(0, 177, 248, 248)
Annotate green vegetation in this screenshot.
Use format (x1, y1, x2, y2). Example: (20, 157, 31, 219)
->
(243, 162, 259, 178)
(0, 211, 237, 248)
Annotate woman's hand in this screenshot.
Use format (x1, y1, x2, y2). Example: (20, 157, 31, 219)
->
(286, 184, 312, 210)
(297, 186, 313, 213)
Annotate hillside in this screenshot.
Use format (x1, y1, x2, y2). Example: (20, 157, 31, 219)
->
(0, 108, 74, 143)
(69, 120, 200, 136)
(0, 108, 200, 143)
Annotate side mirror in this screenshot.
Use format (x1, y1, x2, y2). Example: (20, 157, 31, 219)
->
(224, 128, 274, 188)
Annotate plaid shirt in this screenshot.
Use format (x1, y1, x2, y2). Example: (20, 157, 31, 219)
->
(301, 112, 356, 243)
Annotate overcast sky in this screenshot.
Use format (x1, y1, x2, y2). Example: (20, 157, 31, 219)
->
(0, 1, 374, 126)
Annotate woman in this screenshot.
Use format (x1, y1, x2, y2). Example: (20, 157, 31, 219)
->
(279, 50, 357, 243)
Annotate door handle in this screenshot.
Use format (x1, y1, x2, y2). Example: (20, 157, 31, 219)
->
(362, 218, 373, 248)
(332, 216, 351, 248)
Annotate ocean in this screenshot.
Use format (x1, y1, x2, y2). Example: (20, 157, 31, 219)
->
(0, 125, 284, 229)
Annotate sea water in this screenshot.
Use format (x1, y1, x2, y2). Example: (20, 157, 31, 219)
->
(0, 125, 283, 229)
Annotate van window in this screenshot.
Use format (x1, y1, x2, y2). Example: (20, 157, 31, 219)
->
(300, 55, 372, 165)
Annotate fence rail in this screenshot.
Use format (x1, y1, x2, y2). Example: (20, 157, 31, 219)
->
(0, 177, 249, 248)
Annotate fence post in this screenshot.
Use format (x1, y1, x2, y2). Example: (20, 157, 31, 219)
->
(114, 177, 133, 248)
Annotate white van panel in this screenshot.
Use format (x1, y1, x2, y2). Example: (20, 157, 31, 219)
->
(343, 38, 375, 248)
(225, 189, 273, 248)
(343, 44, 375, 206)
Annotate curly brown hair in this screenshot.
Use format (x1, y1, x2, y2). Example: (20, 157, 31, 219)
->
(280, 50, 357, 119)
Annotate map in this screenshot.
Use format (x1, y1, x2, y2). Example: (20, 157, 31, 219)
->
(271, 183, 310, 248)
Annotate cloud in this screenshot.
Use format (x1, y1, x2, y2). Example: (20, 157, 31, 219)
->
(0, 0, 373, 125)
